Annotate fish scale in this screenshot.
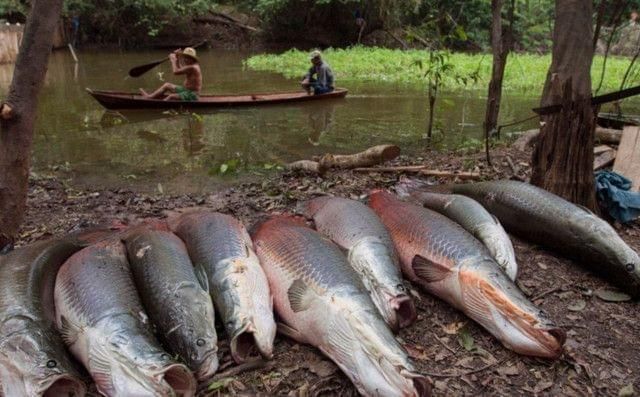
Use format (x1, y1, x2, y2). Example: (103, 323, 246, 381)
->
(256, 220, 364, 290)
(446, 180, 640, 296)
(252, 216, 430, 397)
(171, 212, 276, 364)
(55, 239, 196, 397)
(298, 197, 416, 331)
(369, 191, 565, 359)
(124, 228, 219, 381)
(0, 237, 93, 397)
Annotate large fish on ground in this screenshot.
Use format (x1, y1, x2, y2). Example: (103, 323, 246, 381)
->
(298, 196, 416, 331)
(0, 233, 103, 397)
(426, 180, 640, 297)
(124, 226, 219, 381)
(405, 191, 518, 281)
(170, 212, 276, 363)
(369, 191, 565, 359)
(252, 216, 430, 397)
(54, 239, 196, 396)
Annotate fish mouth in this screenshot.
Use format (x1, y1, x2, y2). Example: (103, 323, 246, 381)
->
(41, 374, 86, 397)
(389, 294, 417, 331)
(155, 363, 196, 396)
(230, 324, 273, 363)
(193, 351, 220, 382)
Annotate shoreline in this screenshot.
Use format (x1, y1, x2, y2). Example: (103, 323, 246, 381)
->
(19, 144, 640, 396)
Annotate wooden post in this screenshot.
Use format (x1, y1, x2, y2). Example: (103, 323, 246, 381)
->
(0, 0, 65, 248)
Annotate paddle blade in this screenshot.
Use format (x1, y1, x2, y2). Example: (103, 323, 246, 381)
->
(128, 58, 168, 78)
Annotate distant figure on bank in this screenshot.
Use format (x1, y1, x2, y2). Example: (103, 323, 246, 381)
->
(301, 50, 334, 95)
(355, 9, 366, 43)
(140, 47, 202, 101)
(631, 10, 639, 26)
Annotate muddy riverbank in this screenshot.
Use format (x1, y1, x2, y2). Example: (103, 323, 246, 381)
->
(18, 145, 640, 396)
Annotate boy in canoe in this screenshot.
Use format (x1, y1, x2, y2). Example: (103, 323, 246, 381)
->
(140, 47, 202, 101)
(301, 50, 334, 95)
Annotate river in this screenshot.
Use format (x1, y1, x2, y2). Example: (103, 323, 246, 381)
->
(0, 48, 636, 194)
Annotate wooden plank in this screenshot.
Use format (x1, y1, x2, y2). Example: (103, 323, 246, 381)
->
(613, 126, 640, 191)
(594, 149, 616, 170)
(594, 145, 613, 155)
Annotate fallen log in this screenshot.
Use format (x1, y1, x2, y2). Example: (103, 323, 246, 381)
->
(316, 145, 401, 169)
(353, 165, 482, 180)
(286, 160, 326, 174)
(287, 144, 401, 174)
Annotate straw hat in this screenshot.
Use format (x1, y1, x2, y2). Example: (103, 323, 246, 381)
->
(309, 50, 322, 60)
(180, 47, 199, 62)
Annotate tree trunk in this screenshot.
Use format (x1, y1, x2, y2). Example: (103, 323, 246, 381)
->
(0, 0, 64, 248)
(484, 0, 510, 164)
(426, 85, 436, 139)
(531, 0, 597, 211)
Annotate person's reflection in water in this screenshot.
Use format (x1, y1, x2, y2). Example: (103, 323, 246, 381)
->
(182, 114, 206, 155)
(306, 102, 336, 146)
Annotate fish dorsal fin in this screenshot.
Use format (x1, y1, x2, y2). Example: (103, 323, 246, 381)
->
(288, 279, 317, 313)
(412, 255, 451, 282)
(58, 315, 79, 346)
(194, 263, 209, 293)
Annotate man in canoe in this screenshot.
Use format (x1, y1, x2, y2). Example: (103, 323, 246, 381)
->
(140, 47, 202, 101)
(301, 50, 334, 95)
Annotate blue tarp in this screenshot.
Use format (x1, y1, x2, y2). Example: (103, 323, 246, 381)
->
(595, 170, 640, 223)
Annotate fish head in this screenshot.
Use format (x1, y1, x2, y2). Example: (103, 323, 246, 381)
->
(166, 289, 219, 381)
(102, 331, 196, 396)
(571, 214, 640, 295)
(349, 238, 417, 330)
(0, 321, 85, 397)
(331, 302, 430, 397)
(459, 261, 565, 359)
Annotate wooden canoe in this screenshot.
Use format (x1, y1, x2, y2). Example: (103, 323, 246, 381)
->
(86, 88, 348, 110)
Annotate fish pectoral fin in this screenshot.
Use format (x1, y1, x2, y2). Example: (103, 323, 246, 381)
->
(462, 280, 494, 324)
(277, 322, 305, 341)
(287, 279, 318, 313)
(194, 263, 209, 293)
(412, 255, 451, 282)
(58, 315, 80, 345)
(89, 344, 115, 394)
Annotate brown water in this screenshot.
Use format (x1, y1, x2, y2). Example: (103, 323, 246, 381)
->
(0, 49, 633, 194)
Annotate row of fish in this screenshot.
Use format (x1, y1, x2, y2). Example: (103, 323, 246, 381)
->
(1, 179, 638, 396)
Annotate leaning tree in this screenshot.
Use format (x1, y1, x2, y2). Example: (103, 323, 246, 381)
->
(0, 0, 64, 249)
(531, 0, 598, 210)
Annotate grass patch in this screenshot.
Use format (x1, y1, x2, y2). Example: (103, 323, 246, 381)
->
(245, 47, 636, 92)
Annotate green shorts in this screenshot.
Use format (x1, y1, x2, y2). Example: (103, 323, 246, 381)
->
(175, 85, 198, 101)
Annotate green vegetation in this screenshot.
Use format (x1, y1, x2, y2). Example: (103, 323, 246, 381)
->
(245, 47, 637, 92)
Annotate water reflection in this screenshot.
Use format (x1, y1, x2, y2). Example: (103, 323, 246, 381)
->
(306, 101, 335, 146)
(0, 48, 638, 194)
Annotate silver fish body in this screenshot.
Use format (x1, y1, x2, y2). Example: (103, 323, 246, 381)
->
(124, 227, 219, 381)
(369, 191, 565, 359)
(409, 191, 518, 281)
(448, 180, 640, 297)
(252, 216, 430, 397)
(298, 196, 416, 330)
(171, 212, 276, 363)
(54, 239, 196, 397)
(0, 237, 90, 397)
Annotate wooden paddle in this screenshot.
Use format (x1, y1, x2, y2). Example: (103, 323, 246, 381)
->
(128, 41, 208, 78)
